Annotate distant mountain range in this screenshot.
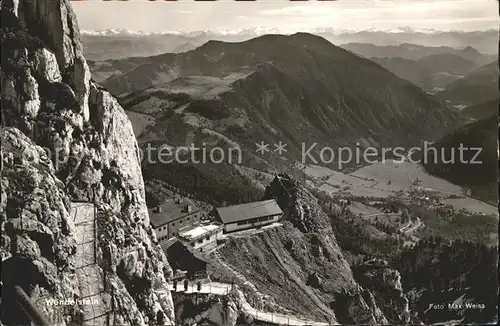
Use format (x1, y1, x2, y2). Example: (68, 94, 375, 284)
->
(81, 27, 495, 38)
(90, 33, 465, 172)
(341, 42, 496, 62)
(82, 33, 201, 61)
(82, 28, 498, 61)
(342, 43, 496, 92)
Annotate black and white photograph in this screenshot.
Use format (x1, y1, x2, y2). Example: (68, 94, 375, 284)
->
(0, 0, 498, 325)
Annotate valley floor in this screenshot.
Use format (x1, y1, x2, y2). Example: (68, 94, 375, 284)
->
(306, 160, 497, 217)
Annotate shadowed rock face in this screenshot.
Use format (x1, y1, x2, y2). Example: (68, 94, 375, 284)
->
(353, 266, 411, 324)
(422, 115, 498, 204)
(1, 1, 174, 324)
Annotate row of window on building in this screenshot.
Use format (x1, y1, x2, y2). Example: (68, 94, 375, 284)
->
(156, 215, 196, 232)
(159, 234, 174, 241)
(191, 234, 214, 246)
(235, 215, 274, 226)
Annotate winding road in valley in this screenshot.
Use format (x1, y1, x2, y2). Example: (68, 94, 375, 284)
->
(402, 217, 422, 234)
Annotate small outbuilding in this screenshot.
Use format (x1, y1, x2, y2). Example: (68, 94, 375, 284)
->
(178, 223, 224, 252)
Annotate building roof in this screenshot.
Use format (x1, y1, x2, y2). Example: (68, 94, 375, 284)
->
(178, 224, 223, 241)
(215, 199, 283, 224)
(148, 197, 199, 228)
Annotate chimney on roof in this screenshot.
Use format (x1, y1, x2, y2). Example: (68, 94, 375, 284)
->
(156, 206, 162, 213)
(185, 204, 192, 213)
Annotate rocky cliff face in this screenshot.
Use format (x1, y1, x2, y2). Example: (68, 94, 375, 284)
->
(264, 174, 389, 324)
(215, 174, 390, 324)
(353, 266, 412, 324)
(1, 1, 174, 324)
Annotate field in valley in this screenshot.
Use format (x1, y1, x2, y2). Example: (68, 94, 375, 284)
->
(305, 161, 497, 217)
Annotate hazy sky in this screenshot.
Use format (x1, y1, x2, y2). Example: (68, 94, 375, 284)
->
(73, 0, 498, 33)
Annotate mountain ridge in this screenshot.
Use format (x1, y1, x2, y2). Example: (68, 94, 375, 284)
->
(341, 42, 495, 63)
(98, 33, 466, 155)
(81, 29, 499, 61)
(81, 27, 499, 37)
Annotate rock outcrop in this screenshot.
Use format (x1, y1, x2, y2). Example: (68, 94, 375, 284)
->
(265, 173, 389, 324)
(1, 127, 79, 325)
(1, 0, 174, 324)
(353, 266, 411, 324)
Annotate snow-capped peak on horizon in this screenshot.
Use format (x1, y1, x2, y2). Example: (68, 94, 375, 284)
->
(81, 26, 496, 37)
(81, 28, 185, 36)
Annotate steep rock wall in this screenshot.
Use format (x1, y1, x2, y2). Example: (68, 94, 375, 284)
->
(0, 1, 174, 324)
